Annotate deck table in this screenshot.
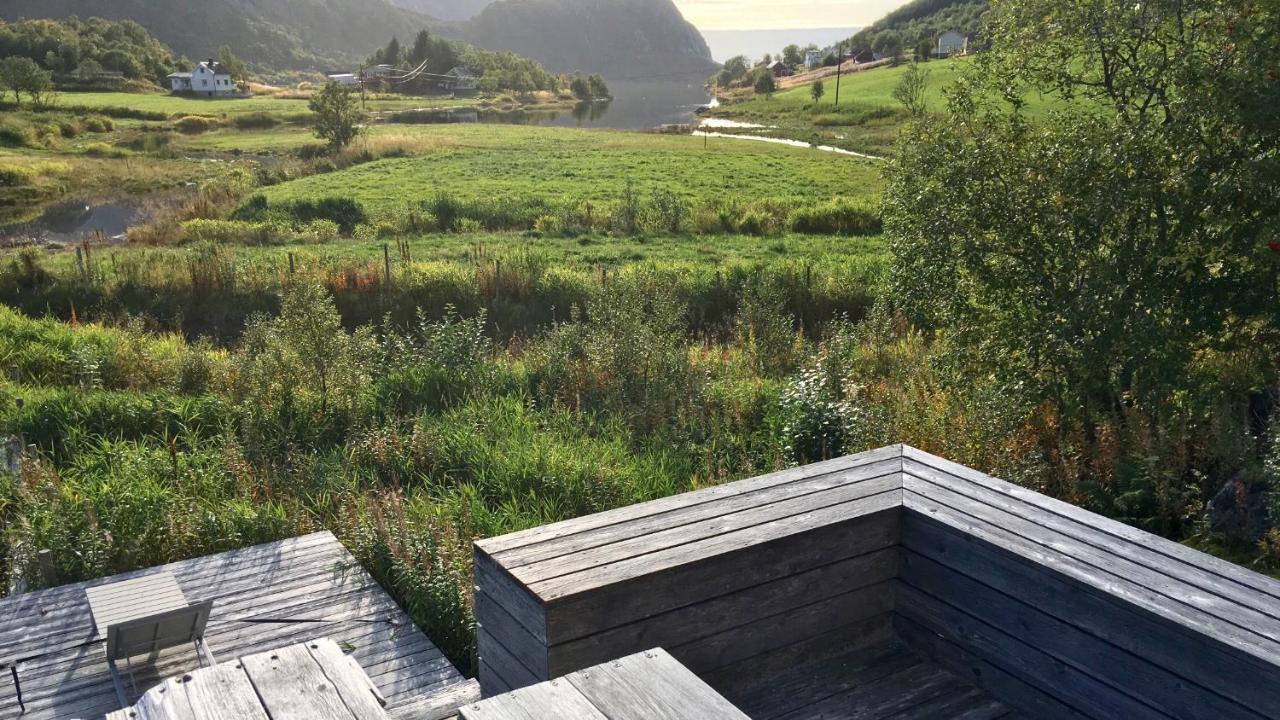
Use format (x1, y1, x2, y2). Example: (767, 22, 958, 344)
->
(85, 572, 190, 638)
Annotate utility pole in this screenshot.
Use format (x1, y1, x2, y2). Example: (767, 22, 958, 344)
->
(359, 64, 367, 110)
(834, 41, 844, 108)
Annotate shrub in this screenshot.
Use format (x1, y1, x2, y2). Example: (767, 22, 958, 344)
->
(57, 121, 79, 139)
(82, 115, 115, 133)
(231, 112, 279, 130)
(283, 197, 366, 235)
(0, 122, 32, 147)
(788, 199, 883, 236)
(429, 193, 463, 232)
(181, 219, 281, 245)
(737, 209, 773, 236)
(647, 189, 688, 234)
(0, 164, 34, 187)
(82, 142, 128, 158)
(173, 115, 219, 134)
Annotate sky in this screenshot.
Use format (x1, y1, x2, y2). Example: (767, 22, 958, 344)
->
(673, 0, 907, 31)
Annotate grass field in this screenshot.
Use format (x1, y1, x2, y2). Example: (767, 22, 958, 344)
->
(258, 124, 883, 213)
(709, 57, 1068, 155)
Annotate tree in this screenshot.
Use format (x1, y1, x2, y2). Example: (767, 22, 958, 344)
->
(309, 82, 365, 151)
(916, 38, 933, 61)
(409, 30, 432, 67)
(383, 36, 402, 67)
(885, 0, 1280, 511)
(217, 46, 250, 91)
(570, 74, 591, 100)
(891, 62, 929, 117)
(587, 74, 610, 100)
(873, 31, 904, 64)
(782, 44, 804, 67)
(753, 69, 776, 98)
(810, 79, 825, 103)
(0, 56, 46, 106)
(716, 55, 750, 87)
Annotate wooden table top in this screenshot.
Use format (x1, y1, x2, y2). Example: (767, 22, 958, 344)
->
(84, 572, 188, 637)
(105, 638, 389, 720)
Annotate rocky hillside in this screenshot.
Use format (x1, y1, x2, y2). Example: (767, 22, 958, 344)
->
(388, 0, 492, 22)
(461, 0, 716, 78)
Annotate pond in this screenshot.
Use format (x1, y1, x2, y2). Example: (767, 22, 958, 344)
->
(0, 200, 140, 246)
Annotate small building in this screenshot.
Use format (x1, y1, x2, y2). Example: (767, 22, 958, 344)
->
(937, 30, 967, 57)
(441, 66, 479, 92)
(326, 73, 359, 87)
(768, 60, 793, 78)
(364, 64, 397, 79)
(850, 48, 876, 64)
(168, 59, 235, 96)
(805, 49, 824, 70)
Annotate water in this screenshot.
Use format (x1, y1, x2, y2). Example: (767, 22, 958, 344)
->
(390, 78, 715, 131)
(0, 200, 139, 246)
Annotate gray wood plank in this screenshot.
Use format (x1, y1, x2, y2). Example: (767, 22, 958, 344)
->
(546, 547, 897, 677)
(897, 583, 1168, 720)
(239, 642, 364, 720)
(541, 505, 900, 643)
(458, 678, 607, 720)
(903, 512, 1280, 718)
(900, 548, 1265, 720)
(478, 445, 904, 557)
(565, 648, 750, 720)
(389, 678, 480, 720)
(514, 473, 900, 586)
(478, 629, 540, 691)
(906, 462, 1280, 641)
(903, 446, 1280, 599)
(307, 638, 390, 718)
(175, 664, 272, 720)
(497, 457, 902, 570)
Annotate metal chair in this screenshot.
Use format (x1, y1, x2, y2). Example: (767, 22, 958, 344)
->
(105, 600, 217, 708)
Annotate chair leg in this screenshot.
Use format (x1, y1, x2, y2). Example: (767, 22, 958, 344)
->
(107, 658, 130, 710)
(195, 637, 216, 667)
(8, 664, 24, 714)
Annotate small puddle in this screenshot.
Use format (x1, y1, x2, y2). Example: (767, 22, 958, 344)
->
(0, 200, 140, 246)
(698, 118, 773, 130)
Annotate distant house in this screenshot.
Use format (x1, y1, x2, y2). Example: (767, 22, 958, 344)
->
(937, 30, 967, 57)
(805, 49, 824, 70)
(768, 60, 793, 78)
(441, 66, 479, 92)
(326, 73, 359, 87)
(850, 49, 876, 64)
(169, 59, 235, 96)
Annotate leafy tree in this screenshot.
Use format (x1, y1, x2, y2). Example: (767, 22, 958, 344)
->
(0, 56, 49, 107)
(409, 30, 432, 67)
(217, 46, 251, 91)
(885, 0, 1280, 509)
(753, 69, 776, 98)
(570, 74, 591, 100)
(810, 79, 825, 103)
(891, 62, 929, 116)
(782, 44, 804, 67)
(587, 74, 610, 100)
(916, 38, 933, 61)
(873, 31, 904, 63)
(383, 36, 402, 67)
(715, 55, 750, 87)
(308, 82, 365, 151)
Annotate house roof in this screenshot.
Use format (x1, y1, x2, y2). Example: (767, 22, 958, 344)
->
(167, 72, 192, 79)
(447, 66, 477, 78)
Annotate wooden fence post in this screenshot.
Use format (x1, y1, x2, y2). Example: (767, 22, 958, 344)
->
(383, 243, 392, 286)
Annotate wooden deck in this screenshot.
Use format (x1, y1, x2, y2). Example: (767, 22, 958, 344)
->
(0, 532, 474, 719)
(459, 649, 749, 720)
(474, 445, 1280, 719)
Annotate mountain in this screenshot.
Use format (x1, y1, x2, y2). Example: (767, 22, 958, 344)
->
(0, 0, 435, 72)
(388, 0, 493, 22)
(700, 27, 860, 64)
(461, 0, 716, 79)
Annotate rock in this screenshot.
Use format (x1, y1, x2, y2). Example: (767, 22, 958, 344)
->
(1208, 472, 1274, 542)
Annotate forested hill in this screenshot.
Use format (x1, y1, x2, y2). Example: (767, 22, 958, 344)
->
(461, 0, 717, 78)
(0, 0, 434, 71)
(849, 0, 989, 51)
(388, 0, 492, 22)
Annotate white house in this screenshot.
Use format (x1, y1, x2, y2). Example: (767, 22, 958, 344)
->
(326, 73, 360, 87)
(805, 49, 825, 70)
(937, 31, 967, 57)
(441, 67, 479, 92)
(168, 59, 235, 96)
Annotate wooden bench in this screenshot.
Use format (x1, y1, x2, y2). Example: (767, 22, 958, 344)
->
(474, 445, 1280, 719)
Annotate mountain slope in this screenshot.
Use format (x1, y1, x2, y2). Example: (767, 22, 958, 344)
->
(461, 0, 716, 78)
(389, 0, 493, 22)
(850, 0, 988, 49)
(0, 0, 435, 71)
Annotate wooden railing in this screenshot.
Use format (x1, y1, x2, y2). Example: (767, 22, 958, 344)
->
(474, 445, 1280, 719)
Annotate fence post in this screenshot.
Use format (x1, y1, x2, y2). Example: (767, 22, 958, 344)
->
(383, 243, 392, 286)
(288, 252, 295, 275)
(37, 550, 56, 588)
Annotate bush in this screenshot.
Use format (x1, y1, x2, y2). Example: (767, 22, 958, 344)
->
(82, 142, 128, 158)
(283, 197, 366, 235)
(0, 164, 35, 187)
(174, 115, 219, 134)
(0, 122, 33, 147)
(82, 115, 115, 133)
(231, 112, 279, 130)
(181, 219, 281, 245)
(737, 209, 773, 236)
(788, 199, 883, 235)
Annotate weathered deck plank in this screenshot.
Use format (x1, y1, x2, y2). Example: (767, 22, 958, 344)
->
(0, 533, 470, 720)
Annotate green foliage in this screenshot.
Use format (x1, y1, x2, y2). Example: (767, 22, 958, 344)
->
(0, 17, 181, 86)
(0, 55, 52, 106)
(787, 199, 881, 236)
(753, 69, 776, 98)
(885, 0, 1280, 532)
(309, 83, 364, 151)
(810, 80, 825, 103)
(848, 0, 988, 53)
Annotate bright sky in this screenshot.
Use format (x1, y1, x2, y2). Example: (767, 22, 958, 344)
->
(673, 0, 907, 30)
